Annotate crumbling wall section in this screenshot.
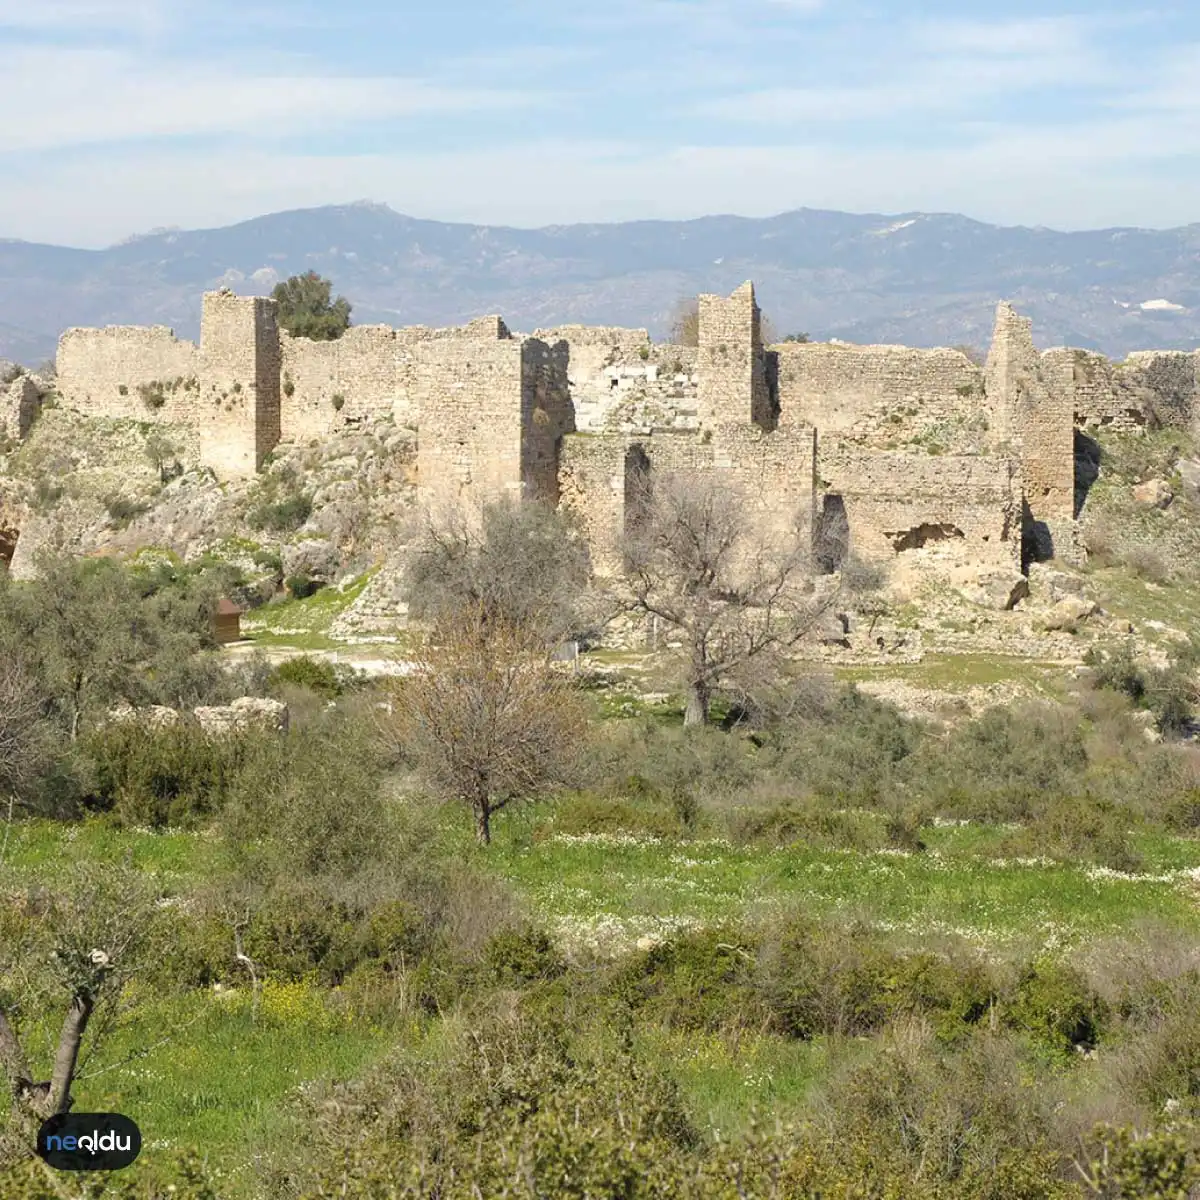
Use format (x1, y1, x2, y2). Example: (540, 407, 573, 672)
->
(775, 343, 986, 451)
(986, 303, 1075, 562)
(1121, 351, 1200, 431)
(56, 327, 200, 424)
(532, 326, 699, 432)
(1, 375, 41, 440)
(559, 425, 816, 578)
(819, 445, 1022, 571)
(197, 290, 281, 479)
(520, 339, 573, 503)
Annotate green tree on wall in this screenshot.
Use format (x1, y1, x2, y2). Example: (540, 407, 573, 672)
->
(271, 272, 352, 341)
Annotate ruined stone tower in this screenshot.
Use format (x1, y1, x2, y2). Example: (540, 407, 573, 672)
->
(985, 302, 1076, 563)
(697, 281, 773, 430)
(198, 291, 281, 479)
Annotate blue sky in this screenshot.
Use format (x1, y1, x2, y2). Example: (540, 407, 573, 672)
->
(2, 0, 1199, 245)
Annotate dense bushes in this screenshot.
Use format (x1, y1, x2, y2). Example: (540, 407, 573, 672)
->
(564, 684, 1199, 871)
(81, 720, 267, 827)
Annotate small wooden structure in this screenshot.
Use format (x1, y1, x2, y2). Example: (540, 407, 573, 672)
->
(213, 597, 244, 645)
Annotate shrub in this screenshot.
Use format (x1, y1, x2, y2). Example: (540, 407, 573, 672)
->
(285, 573, 320, 599)
(332, 392, 345, 411)
(1006, 959, 1106, 1055)
(82, 720, 263, 828)
(1125, 543, 1171, 583)
(247, 491, 313, 533)
(270, 655, 351, 699)
(104, 493, 148, 528)
(615, 927, 765, 1033)
(137, 381, 167, 409)
(485, 925, 567, 986)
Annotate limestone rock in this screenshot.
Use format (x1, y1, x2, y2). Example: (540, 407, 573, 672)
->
(1178, 459, 1200, 500)
(1027, 563, 1087, 602)
(194, 696, 289, 735)
(281, 536, 340, 585)
(105, 703, 180, 729)
(1133, 478, 1173, 509)
(1, 375, 41, 440)
(961, 572, 1029, 611)
(1038, 596, 1099, 632)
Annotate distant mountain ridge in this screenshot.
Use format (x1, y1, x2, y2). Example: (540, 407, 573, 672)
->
(3, 201, 1200, 363)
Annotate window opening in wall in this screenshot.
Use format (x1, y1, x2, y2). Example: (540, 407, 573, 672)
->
(888, 523, 965, 553)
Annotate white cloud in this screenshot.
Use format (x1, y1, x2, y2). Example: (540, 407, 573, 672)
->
(0, 46, 540, 153)
(697, 14, 1106, 124)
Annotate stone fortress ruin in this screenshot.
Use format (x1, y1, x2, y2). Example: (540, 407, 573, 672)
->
(43, 283, 1200, 592)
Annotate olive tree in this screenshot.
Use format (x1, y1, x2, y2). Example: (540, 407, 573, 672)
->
(0, 867, 153, 1140)
(403, 498, 593, 647)
(271, 272, 352, 341)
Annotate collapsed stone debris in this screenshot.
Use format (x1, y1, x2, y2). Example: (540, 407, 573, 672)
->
(47, 283, 1200, 582)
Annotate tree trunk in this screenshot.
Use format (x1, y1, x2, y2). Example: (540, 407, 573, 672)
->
(684, 682, 710, 728)
(474, 803, 492, 846)
(45, 991, 94, 1116)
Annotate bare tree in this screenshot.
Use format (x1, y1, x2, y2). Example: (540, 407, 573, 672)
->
(386, 608, 586, 844)
(618, 472, 843, 727)
(668, 298, 700, 348)
(403, 498, 593, 648)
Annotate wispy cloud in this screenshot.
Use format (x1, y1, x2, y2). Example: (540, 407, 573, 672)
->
(0, 46, 539, 153)
(0, 1, 1198, 244)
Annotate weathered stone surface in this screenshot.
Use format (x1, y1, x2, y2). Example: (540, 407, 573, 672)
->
(194, 696, 289, 734)
(1038, 596, 1099, 631)
(1133, 478, 1174, 509)
(105, 703, 181, 729)
(1, 375, 40, 440)
(960, 572, 1029, 611)
(1027, 563, 1088, 602)
(1178, 458, 1200, 498)
(281, 536, 340, 584)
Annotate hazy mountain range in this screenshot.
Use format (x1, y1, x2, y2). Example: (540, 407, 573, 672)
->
(3, 201, 1200, 364)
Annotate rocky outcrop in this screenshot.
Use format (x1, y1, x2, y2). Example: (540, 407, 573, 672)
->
(194, 696, 289, 734)
(1133, 479, 1173, 509)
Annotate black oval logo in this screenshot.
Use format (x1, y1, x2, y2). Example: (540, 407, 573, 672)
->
(37, 1113, 142, 1171)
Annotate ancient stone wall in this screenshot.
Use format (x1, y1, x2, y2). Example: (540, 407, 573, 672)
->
(197, 290, 281, 479)
(412, 329, 526, 510)
(698, 282, 771, 430)
(559, 424, 815, 577)
(57, 326, 200, 424)
(986, 303, 1076, 562)
(1121, 351, 1200, 431)
(280, 326, 405, 442)
(819, 445, 1022, 571)
(775, 343, 986, 451)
